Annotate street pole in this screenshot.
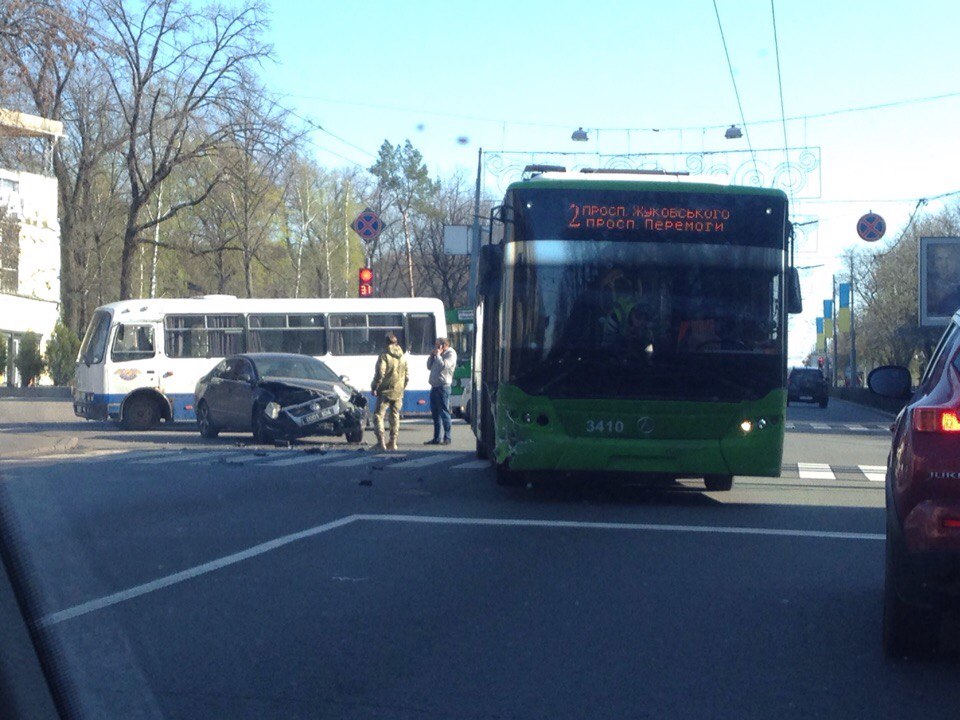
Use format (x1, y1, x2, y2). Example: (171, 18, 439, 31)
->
(468, 148, 482, 308)
(849, 254, 858, 387)
(832, 274, 839, 387)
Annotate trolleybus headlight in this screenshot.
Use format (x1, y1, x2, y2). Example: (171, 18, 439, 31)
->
(740, 420, 754, 433)
(757, 418, 767, 430)
(522, 413, 533, 423)
(265, 402, 281, 420)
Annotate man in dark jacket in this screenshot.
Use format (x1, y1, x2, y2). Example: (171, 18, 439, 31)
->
(371, 333, 409, 450)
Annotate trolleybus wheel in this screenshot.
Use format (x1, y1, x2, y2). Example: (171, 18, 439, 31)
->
(495, 461, 523, 487)
(704, 474, 733, 492)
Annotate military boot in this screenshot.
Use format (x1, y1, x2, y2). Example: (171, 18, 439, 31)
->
(375, 430, 387, 451)
(387, 433, 398, 451)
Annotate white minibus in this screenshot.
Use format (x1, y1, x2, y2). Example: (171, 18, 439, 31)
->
(73, 296, 446, 429)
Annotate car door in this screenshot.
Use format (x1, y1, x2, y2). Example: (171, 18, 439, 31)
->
(224, 358, 258, 430)
(200, 360, 231, 428)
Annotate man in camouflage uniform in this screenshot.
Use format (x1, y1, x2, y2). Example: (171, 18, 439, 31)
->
(371, 333, 408, 450)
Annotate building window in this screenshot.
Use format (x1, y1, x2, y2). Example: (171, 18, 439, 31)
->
(0, 205, 19, 294)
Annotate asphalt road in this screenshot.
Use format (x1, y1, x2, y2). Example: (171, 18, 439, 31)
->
(2, 397, 959, 719)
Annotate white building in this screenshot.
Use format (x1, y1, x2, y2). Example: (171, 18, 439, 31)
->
(0, 110, 63, 386)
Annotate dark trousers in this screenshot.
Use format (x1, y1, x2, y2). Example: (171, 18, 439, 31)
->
(430, 385, 452, 441)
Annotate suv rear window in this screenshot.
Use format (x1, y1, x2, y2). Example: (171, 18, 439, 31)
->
(790, 369, 823, 380)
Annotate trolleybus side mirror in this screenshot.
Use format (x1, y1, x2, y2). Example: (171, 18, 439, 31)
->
(478, 245, 503, 298)
(787, 267, 803, 314)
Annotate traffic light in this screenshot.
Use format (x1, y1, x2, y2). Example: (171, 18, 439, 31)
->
(818, 356, 825, 368)
(358, 267, 374, 297)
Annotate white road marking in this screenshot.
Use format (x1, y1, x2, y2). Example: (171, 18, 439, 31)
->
(257, 451, 349, 467)
(323, 453, 391, 467)
(810, 423, 831, 431)
(859, 465, 886, 483)
(39, 514, 362, 627)
(136, 452, 235, 465)
(397, 453, 450, 468)
(38, 512, 883, 627)
(450, 460, 492, 470)
(797, 462, 835, 481)
(845, 425, 869, 432)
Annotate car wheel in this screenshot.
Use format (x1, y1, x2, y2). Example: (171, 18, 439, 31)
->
(252, 408, 275, 444)
(882, 538, 940, 658)
(345, 427, 364, 444)
(704, 474, 734, 492)
(121, 395, 160, 431)
(476, 438, 488, 460)
(197, 401, 219, 439)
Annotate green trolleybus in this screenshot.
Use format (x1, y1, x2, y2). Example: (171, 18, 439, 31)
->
(445, 307, 474, 417)
(471, 169, 802, 490)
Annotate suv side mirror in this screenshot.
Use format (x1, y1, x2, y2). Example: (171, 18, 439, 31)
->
(867, 365, 912, 400)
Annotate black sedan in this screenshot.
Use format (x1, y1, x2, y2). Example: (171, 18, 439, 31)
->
(194, 353, 367, 444)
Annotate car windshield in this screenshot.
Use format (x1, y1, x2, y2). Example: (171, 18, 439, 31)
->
(254, 355, 340, 383)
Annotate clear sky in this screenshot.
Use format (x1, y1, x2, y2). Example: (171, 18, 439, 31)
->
(260, 0, 960, 361)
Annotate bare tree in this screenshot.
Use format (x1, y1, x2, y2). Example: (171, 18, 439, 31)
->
(0, 0, 105, 332)
(97, 0, 271, 299)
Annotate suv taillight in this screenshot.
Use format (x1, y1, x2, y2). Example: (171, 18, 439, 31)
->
(913, 407, 960, 433)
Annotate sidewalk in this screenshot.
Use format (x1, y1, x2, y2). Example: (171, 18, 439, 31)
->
(0, 394, 83, 459)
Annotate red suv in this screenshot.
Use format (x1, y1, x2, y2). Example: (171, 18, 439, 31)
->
(869, 318, 960, 657)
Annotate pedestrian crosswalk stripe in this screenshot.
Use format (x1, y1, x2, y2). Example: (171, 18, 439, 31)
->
(797, 462, 835, 480)
(257, 451, 349, 467)
(810, 423, 831, 431)
(137, 451, 235, 465)
(323, 453, 392, 467)
(845, 425, 869, 432)
(451, 459, 492, 470)
(859, 465, 886, 482)
(398, 453, 449, 468)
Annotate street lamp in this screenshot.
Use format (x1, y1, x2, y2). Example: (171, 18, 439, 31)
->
(724, 124, 743, 139)
(571, 127, 589, 142)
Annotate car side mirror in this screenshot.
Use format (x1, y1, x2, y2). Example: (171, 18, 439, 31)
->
(867, 365, 912, 400)
(339, 375, 350, 383)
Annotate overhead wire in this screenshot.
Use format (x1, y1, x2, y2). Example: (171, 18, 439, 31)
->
(770, 0, 793, 203)
(711, 0, 759, 178)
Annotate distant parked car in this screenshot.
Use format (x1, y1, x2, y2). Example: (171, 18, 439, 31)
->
(787, 367, 829, 408)
(869, 312, 960, 657)
(194, 353, 367, 444)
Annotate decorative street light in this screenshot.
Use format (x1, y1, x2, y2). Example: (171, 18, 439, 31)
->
(571, 127, 589, 142)
(724, 124, 743, 139)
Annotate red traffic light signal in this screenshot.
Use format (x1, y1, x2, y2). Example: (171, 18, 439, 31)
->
(818, 356, 825, 368)
(358, 267, 374, 297)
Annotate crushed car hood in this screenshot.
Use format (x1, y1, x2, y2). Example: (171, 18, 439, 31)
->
(260, 376, 341, 396)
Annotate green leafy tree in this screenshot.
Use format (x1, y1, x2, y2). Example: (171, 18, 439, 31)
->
(15, 331, 45, 387)
(45, 319, 81, 386)
(0, 337, 7, 381)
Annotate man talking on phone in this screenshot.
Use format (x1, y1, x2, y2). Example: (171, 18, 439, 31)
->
(425, 337, 457, 445)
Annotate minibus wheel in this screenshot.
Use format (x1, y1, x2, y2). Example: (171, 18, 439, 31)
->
(121, 395, 161, 431)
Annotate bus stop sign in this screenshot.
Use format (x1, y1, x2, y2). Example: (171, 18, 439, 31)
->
(857, 213, 886, 242)
(351, 208, 383, 243)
